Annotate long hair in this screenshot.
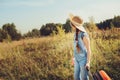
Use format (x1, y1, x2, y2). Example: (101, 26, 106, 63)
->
(75, 28, 79, 49)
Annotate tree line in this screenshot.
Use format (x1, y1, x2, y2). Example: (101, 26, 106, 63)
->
(0, 19, 71, 42)
(96, 16, 120, 30)
(0, 23, 22, 42)
(0, 16, 120, 42)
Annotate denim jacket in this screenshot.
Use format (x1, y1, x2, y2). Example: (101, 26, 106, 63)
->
(74, 32, 89, 62)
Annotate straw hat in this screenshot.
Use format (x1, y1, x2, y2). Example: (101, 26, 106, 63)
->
(69, 14, 86, 32)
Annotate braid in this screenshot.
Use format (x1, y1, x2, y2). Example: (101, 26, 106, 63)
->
(76, 28, 79, 48)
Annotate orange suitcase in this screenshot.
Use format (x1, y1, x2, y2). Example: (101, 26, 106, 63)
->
(99, 70, 111, 80)
(88, 69, 112, 80)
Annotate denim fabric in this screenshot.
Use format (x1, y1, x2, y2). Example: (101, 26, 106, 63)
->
(74, 59, 89, 80)
(73, 32, 89, 80)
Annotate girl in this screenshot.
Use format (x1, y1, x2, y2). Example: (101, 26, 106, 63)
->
(69, 14, 91, 80)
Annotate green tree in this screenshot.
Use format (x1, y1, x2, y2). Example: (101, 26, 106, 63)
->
(24, 31, 32, 38)
(40, 21, 72, 36)
(32, 29, 40, 37)
(96, 15, 120, 29)
(112, 16, 120, 28)
(63, 19, 71, 33)
(0, 29, 8, 42)
(24, 28, 40, 37)
(40, 23, 57, 36)
(2, 23, 21, 40)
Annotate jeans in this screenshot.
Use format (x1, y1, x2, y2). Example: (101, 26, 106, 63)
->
(74, 58, 89, 80)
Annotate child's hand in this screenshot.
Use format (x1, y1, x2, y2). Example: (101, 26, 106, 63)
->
(85, 62, 90, 71)
(71, 57, 75, 66)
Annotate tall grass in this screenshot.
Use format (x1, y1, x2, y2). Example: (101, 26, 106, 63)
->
(89, 28, 120, 80)
(0, 28, 120, 80)
(0, 33, 74, 80)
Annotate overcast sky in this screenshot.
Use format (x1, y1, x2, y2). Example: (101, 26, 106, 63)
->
(0, 0, 120, 33)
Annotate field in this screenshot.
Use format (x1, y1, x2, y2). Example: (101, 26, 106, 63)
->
(0, 28, 120, 80)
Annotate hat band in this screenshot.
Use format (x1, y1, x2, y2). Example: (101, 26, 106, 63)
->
(71, 20, 82, 26)
(70, 22, 76, 27)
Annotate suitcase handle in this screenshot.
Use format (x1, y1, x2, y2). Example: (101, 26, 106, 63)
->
(86, 68, 94, 80)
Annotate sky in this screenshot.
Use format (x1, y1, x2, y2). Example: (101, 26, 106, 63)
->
(0, 0, 120, 34)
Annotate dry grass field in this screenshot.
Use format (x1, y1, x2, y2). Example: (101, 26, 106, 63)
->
(0, 28, 120, 80)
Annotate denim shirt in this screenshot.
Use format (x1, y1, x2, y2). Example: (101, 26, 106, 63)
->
(74, 32, 89, 62)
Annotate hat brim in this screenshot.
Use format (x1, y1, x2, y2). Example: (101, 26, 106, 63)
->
(76, 26, 86, 32)
(70, 22, 86, 32)
(69, 14, 86, 32)
(69, 13, 83, 26)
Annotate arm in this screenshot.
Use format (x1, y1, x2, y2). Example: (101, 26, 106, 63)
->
(83, 36, 91, 67)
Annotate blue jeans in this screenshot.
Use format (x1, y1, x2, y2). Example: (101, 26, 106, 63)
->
(74, 59, 89, 80)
